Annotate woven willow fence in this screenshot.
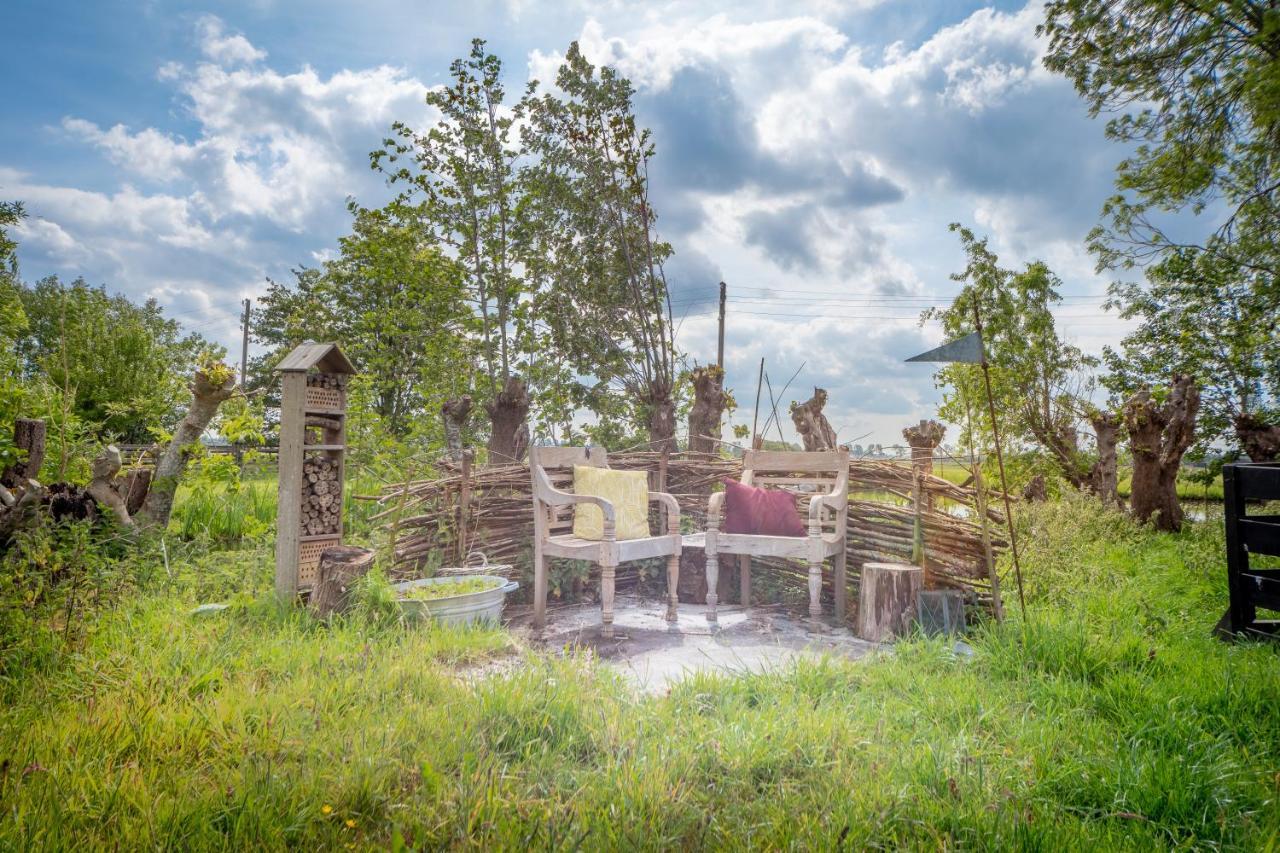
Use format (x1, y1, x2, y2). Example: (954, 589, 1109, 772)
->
(367, 451, 1007, 612)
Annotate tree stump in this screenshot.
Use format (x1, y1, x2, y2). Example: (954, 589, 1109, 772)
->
(1, 418, 46, 487)
(309, 546, 375, 618)
(789, 388, 838, 451)
(856, 562, 923, 642)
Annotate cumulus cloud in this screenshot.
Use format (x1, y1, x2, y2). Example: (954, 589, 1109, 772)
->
(196, 15, 267, 66)
(7, 2, 1128, 444)
(65, 54, 433, 229)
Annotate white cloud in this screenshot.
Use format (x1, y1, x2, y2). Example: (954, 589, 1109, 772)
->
(65, 50, 434, 230)
(8, 2, 1127, 444)
(196, 15, 267, 66)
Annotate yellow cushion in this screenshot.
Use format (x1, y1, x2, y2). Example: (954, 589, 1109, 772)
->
(572, 466, 651, 540)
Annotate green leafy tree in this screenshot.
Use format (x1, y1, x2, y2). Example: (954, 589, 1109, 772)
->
(16, 276, 215, 445)
(0, 201, 32, 472)
(1041, 1, 1280, 290)
(926, 225, 1117, 498)
(372, 39, 535, 462)
(1041, 1, 1280, 455)
(252, 206, 473, 444)
(1104, 248, 1280, 460)
(522, 42, 679, 451)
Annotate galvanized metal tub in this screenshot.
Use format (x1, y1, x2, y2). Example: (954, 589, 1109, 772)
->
(393, 576, 519, 626)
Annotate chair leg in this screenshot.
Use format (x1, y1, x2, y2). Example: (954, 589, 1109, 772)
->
(739, 554, 751, 607)
(833, 545, 847, 624)
(705, 552, 720, 625)
(808, 557, 823, 622)
(600, 561, 617, 639)
(533, 546, 547, 631)
(665, 552, 679, 624)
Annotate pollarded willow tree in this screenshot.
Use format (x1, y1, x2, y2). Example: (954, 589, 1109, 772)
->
(372, 39, 535, 462)
(1041, 0, 1280, 456)
(926, 224, 1121, 503)
(1104, 248, 1280, 462)
(521, 42, 679, 452)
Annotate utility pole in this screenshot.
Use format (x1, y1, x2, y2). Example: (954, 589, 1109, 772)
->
(716, 280, 726, 372)
(239, 298, 251, 388)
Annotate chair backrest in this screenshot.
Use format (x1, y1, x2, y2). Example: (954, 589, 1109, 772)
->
(742, 449, 849, 535)
(530, 445, 609, 472)
(530, 446, 609, 537)
(742, 449, 849, 492)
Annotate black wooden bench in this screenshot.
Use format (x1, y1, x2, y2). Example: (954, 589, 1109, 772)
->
(1220, 461, 1280, 640)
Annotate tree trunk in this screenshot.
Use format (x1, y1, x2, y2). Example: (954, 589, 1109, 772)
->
(1234, 412, 1280, 463)
(485, 378, 529, 464)
(902, 419, 945, 478)
(86, 445, 133, 526)
(2, 418, 46, 487)
(686, 366, 725, 455)
(790, 388, 838, 451)
(856, 562, 923, 642)
(137, 365, 238, 528)
(442, 395, 473, 461)
(1022, 474, 1047, 502)
(1087, 410, 1122, 506)
(120, 468, 152, 516)
(647, 384, 677, 454)
(1123, 374, 1200, 532)
(309, 545, 375, 618)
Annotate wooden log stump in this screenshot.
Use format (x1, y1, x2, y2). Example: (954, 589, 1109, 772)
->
(856, 562, 923, 642)
(2, 418, 47, 487)
(309, 546, 374, 618)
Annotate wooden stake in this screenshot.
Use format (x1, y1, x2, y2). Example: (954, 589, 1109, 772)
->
(973, 303, 1027, 618)
(716, 281, 726, 372)
(751, 357, 765, 450)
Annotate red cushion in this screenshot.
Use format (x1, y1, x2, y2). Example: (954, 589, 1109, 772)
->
(721, 479, 807, 537)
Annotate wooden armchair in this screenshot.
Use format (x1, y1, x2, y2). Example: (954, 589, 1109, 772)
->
(704, 449, 849, 627)
(530, 446, 682, 637)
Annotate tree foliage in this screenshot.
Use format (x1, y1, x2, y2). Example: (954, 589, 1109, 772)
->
(1041, 0, 1280, 289)
(522, 42, 679, 449)
(926, 225, 1101, 488)
(1103, 247, 1279, 454)
(372, 38, 529, 394)
(15, 276, 215, 444)
(251, 206, 473, 441)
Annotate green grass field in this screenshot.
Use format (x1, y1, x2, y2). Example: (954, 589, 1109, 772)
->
(2, 493, 1278, 849)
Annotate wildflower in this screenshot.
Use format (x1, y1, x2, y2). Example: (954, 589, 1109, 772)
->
(345, 819, 357, 829)
(321, 804, 333, 815)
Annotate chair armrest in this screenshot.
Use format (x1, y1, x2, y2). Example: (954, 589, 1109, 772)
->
(536, 482, 617, 536)
(707, 490, 726, 531)
(648, 490, 681, 535)
(809, 475, 849, 532)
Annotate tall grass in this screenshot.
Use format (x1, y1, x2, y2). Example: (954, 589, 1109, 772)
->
(2, 496, 1277, 848)
(168, 472, 386, 544)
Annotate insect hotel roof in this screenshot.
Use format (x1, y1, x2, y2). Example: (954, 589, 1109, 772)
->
(274, 342, 356, 375)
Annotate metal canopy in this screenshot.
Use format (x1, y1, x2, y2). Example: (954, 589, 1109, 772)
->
(904, 331, 984, 365)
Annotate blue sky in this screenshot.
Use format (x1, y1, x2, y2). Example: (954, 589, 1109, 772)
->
(2, 0, 1137, 446)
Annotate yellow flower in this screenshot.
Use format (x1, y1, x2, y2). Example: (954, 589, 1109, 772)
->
(345, 819, 356, 829)
(321, 805, 333, 815)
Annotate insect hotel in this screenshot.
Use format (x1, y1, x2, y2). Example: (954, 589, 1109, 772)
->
(274, 342, 355, 601)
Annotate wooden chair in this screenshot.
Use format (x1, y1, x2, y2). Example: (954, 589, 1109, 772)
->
(704, 449, 849, 627)
(530, 446, 682, 637)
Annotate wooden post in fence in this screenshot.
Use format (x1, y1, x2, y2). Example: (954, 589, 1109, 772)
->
(973, 464, 1004, 621)
(903, 420, 945, 511)
(905, 420, 944, 588)
(457, 449, 473, 565)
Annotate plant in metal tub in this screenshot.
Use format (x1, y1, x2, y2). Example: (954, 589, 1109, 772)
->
(393, 575, 519, 627)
